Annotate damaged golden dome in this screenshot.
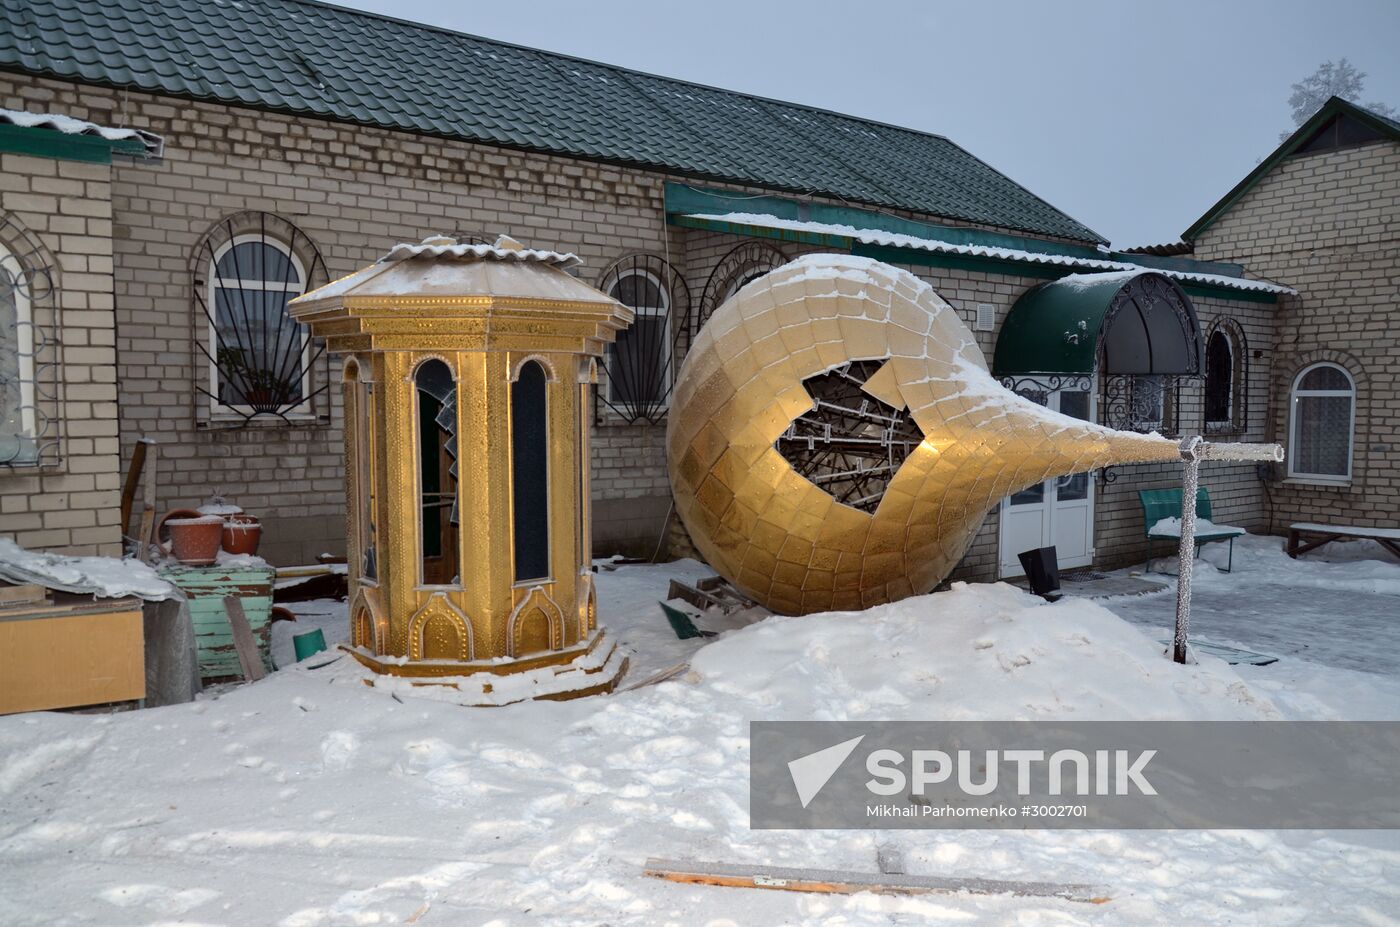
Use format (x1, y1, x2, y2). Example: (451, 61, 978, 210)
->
(667, 255, 1188, 616)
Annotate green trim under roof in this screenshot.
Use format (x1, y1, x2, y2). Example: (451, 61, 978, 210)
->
(670, 186, 1284, 304)
(665, 183, 1106, 258)
(0, 122, 145, 162)
(1185, 97, 1400, 241)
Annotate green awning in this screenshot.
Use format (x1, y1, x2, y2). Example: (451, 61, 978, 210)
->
(993, 271, 1204, 376)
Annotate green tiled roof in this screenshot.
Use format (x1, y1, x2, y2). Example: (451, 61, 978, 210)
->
(0, 0, 1106, 244)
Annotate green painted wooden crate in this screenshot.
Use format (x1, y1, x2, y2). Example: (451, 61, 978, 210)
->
(158, 564, 274, 680)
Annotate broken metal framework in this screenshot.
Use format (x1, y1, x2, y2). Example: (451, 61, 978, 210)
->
(776, 359, 925, 514)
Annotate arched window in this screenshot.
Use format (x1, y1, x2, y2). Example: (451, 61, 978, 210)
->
(1203, 321, 1247, 434)
(208, 235, 308, 413)
(0, 241, 35, 465)
(512, 361, 550, 582)
(595, 254, 689, 424)
(695, 241, 789, 336)
(415, 359, 458, 585)
(196, 213, 326, 422)
(607, 268, 669, 405)
(1288, 363, 1355, 482)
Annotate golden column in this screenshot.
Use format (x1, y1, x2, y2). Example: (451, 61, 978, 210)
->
(289, 236, 633, 699)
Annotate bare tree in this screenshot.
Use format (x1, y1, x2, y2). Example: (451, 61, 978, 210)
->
(1283, 59, 1396, 139)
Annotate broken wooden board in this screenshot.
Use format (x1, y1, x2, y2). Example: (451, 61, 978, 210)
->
(119, 437, 152, 541)
(223, 596, 267, 682)
(643, 859, 1108, 904)
(0, 582, 48, 611)
(620, 661, 689, 692)
(160, 564, 274, 680)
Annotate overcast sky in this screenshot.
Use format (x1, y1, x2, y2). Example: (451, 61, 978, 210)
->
(340, 0, 1399, 248)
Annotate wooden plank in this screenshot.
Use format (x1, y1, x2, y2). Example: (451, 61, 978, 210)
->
(643, 859, 1108, 905)
(0, 594, 142, 621)
(223, 596, 267, 682)
(0, 583, 47, 609)
(137, 440, 158, 564)
(0, 607, 145, 714)
(620, 661, 689, 692)
(119, 438, 150, 541)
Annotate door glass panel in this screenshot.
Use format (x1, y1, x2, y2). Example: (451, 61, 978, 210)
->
(1009, 388, 1049, 505)
(1055, 389, 1090, 502)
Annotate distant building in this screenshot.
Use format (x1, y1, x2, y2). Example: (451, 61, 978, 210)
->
(5, 0, 1376, 589)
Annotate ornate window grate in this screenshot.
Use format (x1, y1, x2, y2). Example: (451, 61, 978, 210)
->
(595, 253, 691, 424)
(693, 241, 789, 339)
(1101, 373, 1185, 436)
(1203, 319, 1248, 435)
(0, 212, 59, 469)
(193, 212, 329, 425)
(776, 359, 924, 513)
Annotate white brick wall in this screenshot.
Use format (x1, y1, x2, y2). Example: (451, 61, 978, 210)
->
(0, 151, 122, 555)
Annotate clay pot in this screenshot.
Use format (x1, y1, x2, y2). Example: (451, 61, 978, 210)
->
(221, 513, 262, 556)
(161, 511, 225, 565)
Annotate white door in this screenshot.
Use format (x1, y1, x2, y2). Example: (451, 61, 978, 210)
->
(998, 387, 1095, 577)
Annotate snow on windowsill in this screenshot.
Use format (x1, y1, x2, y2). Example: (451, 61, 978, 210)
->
(1282, 476, 1353, 489)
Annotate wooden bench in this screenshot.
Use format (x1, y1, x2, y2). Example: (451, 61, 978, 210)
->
(1138, 487, 1246, 573)
(1286, 523, 1400, 560)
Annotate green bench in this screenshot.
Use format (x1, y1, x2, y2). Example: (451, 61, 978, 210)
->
(1138, 487, 1246, 573)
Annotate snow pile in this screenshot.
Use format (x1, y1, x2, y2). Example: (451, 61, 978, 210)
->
(0, 538, 174, 600)
(689, 581, 1276, 721)
(1196, 533, 1400, 596)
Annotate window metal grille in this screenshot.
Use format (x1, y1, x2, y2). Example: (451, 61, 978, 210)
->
(0, 212, 59, 468)
(194, 212, 329, 424)
(595, 253, 690, 424)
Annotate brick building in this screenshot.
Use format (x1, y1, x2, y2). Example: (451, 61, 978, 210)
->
(1178, 97, 1400, 534)
(2, 0, 1379, 588)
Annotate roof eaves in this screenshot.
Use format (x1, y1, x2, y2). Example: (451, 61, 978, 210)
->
(1184, 96, 1400, 241)
(677, 210, 1295, 297)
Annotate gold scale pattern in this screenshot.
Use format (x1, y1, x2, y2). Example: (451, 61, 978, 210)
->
(667, 255, 1186, 616)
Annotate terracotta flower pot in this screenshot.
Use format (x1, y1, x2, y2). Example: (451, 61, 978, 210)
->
(163, 513, 225, 565)
(221, 513, 262, 556)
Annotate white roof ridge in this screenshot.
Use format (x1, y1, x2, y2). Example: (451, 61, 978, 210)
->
(381, 237, 581, 269)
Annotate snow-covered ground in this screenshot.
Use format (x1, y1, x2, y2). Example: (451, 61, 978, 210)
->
(1103, 534, 1400, 690)
(1, 542, 1398, 925)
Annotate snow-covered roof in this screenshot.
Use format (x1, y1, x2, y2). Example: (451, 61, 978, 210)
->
(0, 107, 163, 156)
(382, 235, 580, 269)
(683, 212, 1295, 296)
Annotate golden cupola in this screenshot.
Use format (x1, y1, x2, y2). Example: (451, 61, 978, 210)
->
(289, 235, 633, 699)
